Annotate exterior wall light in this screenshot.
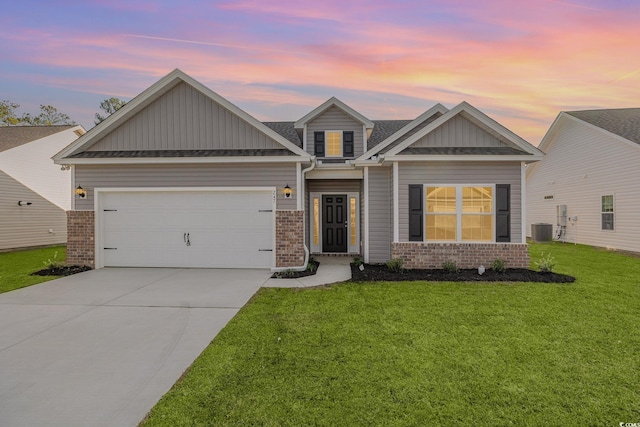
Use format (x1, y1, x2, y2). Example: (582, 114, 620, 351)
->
(478, 265, 485, 275)
(283, 184, 292, 199)
(17, 201, 33, 206)
(75, 185, 87, 198)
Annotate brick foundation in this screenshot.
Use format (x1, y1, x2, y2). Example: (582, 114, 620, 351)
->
(66, 210, 95, 268)
(391, 242, 530, 269)
(275, 210, 305, 268)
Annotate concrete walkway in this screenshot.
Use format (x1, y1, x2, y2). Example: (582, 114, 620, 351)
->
(0, 268, 270, 427)
(263, 255, 353, 288)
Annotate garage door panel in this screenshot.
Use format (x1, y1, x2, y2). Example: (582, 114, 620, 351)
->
(99, 190, 275, 268)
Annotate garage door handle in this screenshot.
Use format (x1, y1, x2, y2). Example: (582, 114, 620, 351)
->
(258, 209, 273, 213)
(258, 249, 273, 252)
(104, 247, 117, 250)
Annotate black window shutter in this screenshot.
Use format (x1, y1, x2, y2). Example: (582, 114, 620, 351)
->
(314, 132, 325, 157)
(495, 184, 511, 242)
(343, 131, 354, 157)
(409, 185, 423, 241)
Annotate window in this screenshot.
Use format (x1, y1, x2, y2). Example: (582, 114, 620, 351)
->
(325, 131, 342, 157)
(601, 195, 614, 230)
(424, 185, 494, 242)
(313, 131, 355, 157)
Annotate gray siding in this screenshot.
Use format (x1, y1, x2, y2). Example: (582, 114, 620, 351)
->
(75, 163, 297, 210)
(397, 162, 522, 242)
(0, 171, 67, 250)
(89, 82, 284, 152)
(412, 115, 506, 148)
(306, 106, 364, 157)
(368, 167, 392, 262)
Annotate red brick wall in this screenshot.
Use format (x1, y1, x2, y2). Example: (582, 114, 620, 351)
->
(391, 242, 530, 269)
(275, 210, 305, 268)
(66, 211, 94, 267)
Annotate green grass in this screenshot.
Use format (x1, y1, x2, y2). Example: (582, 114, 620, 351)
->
(0, 246, 66, 293)
(143, 242, 640, 426)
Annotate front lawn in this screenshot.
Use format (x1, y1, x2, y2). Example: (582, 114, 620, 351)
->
(0, 246, 66, 294)
(143, 242, 640, 426)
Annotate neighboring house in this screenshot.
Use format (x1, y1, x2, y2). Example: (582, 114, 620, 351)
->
(527, 108, 640, 252)
(0, 125, 86, 251)
(53, 69, 543, 270)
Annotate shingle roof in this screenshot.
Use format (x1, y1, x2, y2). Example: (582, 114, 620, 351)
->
(69, 149, 296, 158)
(0, 125, 75, 153)
(371, 114, 444, 154)
(400, 147, 530, 155)
(262, 122, 301, 147)
(367, 120, 413, 148)
(566, 108, 640, 145)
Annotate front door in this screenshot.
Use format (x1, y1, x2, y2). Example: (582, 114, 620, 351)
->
(322, 194, 348, 252)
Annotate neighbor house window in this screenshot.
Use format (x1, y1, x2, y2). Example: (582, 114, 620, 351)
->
(601, 195, 614, 230)
(325, 131, 342, 157)
(425, 185, 494, 242)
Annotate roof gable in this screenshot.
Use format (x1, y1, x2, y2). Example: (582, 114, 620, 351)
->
(294, 97, 374, 129)
(0, 125, 79, 153)
(384, 102, 544, 160)
(54, 69, 310, 163)
(565, 108, 640, 145)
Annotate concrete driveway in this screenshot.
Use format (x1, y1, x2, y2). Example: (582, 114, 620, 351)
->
(0, 268, 270, 427)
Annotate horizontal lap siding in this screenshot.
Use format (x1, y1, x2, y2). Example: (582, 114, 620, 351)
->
(0, 171, 67, 250)
(527, 118, 640, 252)
(413, 115, 506, 148)
(74, 163, 297, 210)
(306, 107, 364, 157)
(368, 167, 392, 263)
(397, 162, 522, 242)
(88, 82, 283, 151)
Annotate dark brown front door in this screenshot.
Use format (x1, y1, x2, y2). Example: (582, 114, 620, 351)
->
(322, 194, 347, 253)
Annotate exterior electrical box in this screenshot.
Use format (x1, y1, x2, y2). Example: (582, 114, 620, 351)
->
(557, 204, 567, 226)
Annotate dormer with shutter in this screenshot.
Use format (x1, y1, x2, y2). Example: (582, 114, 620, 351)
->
(294, 97, 374, 161)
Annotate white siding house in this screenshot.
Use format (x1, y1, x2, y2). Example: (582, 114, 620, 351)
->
(527, 108, 640, 253)
(0, 125, 85, 250)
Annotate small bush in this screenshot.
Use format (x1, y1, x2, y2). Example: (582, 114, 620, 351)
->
(43, 251, 64, 269)
(352, 257, 364, 267)
(386, 258, 404, 273)
(535, 252, 556, 273)
(491, 258, 506, 273)
(442, 261, 459, 273)
(306, 258, 318, 273)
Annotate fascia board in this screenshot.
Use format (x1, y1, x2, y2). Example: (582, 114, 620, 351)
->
(53, 156, 310, 165)
(294, 97, 374, 129)
(383, 154, 544, 163)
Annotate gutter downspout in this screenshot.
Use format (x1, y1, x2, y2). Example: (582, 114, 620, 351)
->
(271, 157, 317, 272)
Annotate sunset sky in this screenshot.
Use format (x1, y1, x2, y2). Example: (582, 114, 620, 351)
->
(1, 0, 639, 145)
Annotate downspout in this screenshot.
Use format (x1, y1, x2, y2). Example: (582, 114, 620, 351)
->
(271, 157, 317, 272)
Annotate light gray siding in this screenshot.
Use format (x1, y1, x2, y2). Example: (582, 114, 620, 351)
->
(88, 82, 284, 152)
(412, 115, 506, 148)
(527, 117, 640, 252)
(0, 171, 67, 250)
(75, 163, 297, 210)
(306, 106, 364, 157)
(397, 162, 522, 242)
(368, 167, 392, 263)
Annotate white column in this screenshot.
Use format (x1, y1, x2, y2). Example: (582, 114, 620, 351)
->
(393, 161, 399, 242)
(521, 161, 526, 243)
(363, 166, 369, 263)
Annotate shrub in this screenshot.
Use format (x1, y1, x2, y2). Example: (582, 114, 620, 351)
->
(352, 257, 364, 268)
(43, 251, 63, 269)
(535, 252, 556, 273)
(442, 261, 459, 273)
(386, 258, 404, 273)
(306, 258, 318, 273)
(491, 258, 506, 273)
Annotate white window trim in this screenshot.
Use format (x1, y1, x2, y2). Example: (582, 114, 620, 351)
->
(423, 184, 496, 243)
(309, 191, 360, 254)
(325, 130, 343, 158)
(601, 194, 615, 231)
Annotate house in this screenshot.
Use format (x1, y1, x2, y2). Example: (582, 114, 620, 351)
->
(0, 125, 86, 251)
(527, 108, 640, 253)
(53, 69, 543, 270)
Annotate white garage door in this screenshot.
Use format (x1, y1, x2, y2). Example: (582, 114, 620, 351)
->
(98, 189, 275, 268)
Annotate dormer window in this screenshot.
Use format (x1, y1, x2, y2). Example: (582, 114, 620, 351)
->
(314, 131, 354, 158)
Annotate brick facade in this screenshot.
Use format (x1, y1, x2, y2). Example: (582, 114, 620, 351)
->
(275, 210, 305, 268)
(391, 242, 530, 269)
(66, 210, 95, 267)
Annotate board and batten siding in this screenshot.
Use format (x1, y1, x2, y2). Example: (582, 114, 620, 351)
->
(0, 171, 66, 250)
(412, 114, 506, 148)
(397, 162, 522, 242)
(527, 117, 640, 252)
(305, 106, 365, 157)
(88, 82, 284, 152)
(74, 163, 297, 210)
(367, 167, 392, 263)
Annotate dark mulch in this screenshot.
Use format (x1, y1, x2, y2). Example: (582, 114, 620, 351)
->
(32, 265, 93, 277)
(271, 259, 320, 279)
(351, 264, 575, 283)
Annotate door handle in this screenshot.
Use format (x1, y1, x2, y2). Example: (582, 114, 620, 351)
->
(186, 233, 191, 246)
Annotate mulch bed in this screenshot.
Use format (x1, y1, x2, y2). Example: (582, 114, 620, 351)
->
(270, 259, 320, 279)
(32, 265, 93, 277)
(351, 264, 575, 283)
